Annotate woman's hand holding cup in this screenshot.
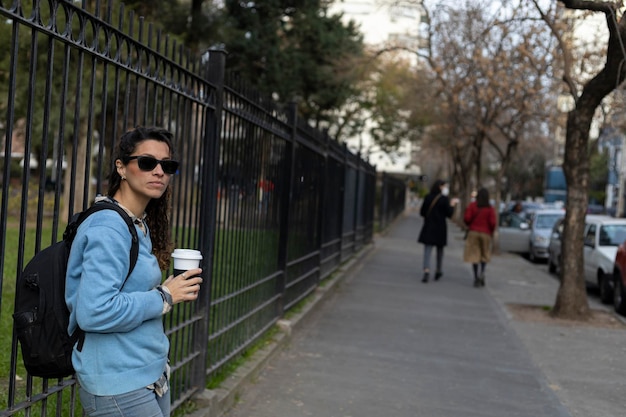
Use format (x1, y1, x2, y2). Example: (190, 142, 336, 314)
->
(164, 249, 204, 303)
(163, 268, 203, 303)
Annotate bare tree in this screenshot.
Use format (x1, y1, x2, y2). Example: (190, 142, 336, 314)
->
(533, 0, 625, 319)
(420, 1, 553, 218)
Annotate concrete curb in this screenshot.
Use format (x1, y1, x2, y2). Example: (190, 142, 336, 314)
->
(187, 241, 376, 417)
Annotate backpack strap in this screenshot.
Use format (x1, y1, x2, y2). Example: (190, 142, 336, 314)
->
(66, 201, 140, 284)
(67, 200, 140, 352)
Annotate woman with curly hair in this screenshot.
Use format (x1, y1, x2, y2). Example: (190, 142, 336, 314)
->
(65, 126, 203, 416)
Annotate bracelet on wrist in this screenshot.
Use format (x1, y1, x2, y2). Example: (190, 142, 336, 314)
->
(157, 285, 174, 307)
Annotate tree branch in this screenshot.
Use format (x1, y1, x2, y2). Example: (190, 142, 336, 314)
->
(532, 0, 579, 97)
(559, 0, 616, 13)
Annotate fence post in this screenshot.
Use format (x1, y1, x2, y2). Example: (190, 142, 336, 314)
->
(276, 102, 298, 315)
(353, 151, 361, 251)
(339, 143, 348, 262)
(380, 172, 388, 231)
(369, 167, 377, 241)
(195, 47, 227, 392)
(317, 131, 329, 279)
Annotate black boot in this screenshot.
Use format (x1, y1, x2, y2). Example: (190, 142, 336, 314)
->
(435, 271, 442, 281)
(479, 273, 486, 287)
(473, 277, 480, 287)
(422, 272, 430, 283)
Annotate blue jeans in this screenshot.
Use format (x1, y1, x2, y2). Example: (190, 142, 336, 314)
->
(79, 386, 170, 417)
(423, 244, 443, 272)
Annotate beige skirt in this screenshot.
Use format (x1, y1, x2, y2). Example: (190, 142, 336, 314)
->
(463, 231, 493, 263)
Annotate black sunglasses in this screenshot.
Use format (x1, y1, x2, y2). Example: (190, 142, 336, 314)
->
(123, 156, 179, 175)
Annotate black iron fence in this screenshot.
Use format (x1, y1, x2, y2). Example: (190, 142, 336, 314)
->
(0, 1, 402, 416)
(379, 172, 407, 230)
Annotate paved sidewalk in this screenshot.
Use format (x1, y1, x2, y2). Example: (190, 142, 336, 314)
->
(204, 211, 626, 417)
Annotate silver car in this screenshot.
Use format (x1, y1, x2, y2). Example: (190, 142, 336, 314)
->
(499, 208, 565, 262)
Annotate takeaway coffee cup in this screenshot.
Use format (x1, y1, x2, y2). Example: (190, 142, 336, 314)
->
(171, 249, 203, 278)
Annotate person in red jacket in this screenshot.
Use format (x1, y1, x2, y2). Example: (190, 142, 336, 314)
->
(463, 187, 496, 287)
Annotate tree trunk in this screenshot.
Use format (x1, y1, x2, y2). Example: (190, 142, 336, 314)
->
(492, 167, 505, 254)
(548, 0, 626, 319)
(552, 107, 592, 319)
(474, 139, 482, 189)
(451, 143, 473, 215)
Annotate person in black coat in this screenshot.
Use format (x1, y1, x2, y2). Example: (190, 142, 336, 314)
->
(418, 179, 458, 283)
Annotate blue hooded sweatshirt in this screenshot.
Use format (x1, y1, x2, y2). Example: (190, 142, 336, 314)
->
(65, 208, 167, 395)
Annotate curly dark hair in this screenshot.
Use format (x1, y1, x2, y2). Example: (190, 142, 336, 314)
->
(107, 126, 175, 270)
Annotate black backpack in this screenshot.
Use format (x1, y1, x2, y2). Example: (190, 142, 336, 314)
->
(12, 201, 139, 379)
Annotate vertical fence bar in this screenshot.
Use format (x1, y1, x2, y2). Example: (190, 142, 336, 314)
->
(3, 14, 20, 412)
(380, 172, 388, 230)
(276, 103, 297, 315)
(317, 132, 329, 277)
(353, 151, 361, 250)
(336, 143, 346, 262)
(340, 143, 349, 261)
(195, 48, 226, 391)
(367, 168, 376, 241)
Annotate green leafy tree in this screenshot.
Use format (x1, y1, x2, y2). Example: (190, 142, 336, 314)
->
(345, 51, 436, 162)
(123, 0, 222, 52)
(221, 0, 365, 127)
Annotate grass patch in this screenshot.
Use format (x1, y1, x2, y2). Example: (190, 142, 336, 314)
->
(206, 326, 279, 390)
(172, 399, 199, 417)
(283, 294, 314, 320)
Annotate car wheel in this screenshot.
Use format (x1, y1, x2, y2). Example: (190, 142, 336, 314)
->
(599, 271, 613, 304)
(613, 273, 626, 315)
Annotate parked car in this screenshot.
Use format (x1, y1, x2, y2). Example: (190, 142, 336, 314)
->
(499, 208, 565, 262)
(528, 209, 566, 262)
(547, 217, 565, 275)
(498, 211, 530, 253)
(583, 215, 626, 304)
